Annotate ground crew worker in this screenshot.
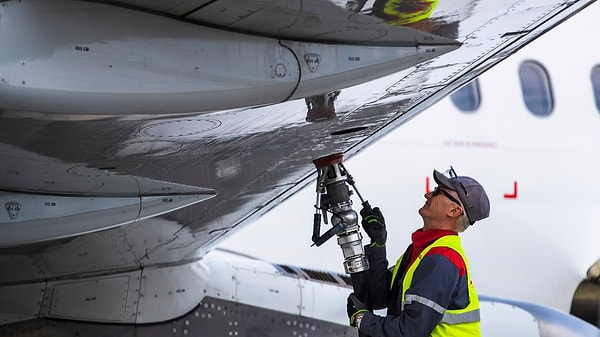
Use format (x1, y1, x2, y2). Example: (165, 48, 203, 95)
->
(347, 167, 490, 336)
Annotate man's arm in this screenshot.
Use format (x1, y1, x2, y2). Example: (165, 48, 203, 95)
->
(364, 244, 391, 309)
(359, 205, 390, 309)
(357, 253, 463, 337)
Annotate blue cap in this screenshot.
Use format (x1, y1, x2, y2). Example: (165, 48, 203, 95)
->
(433, 170, 490, 225)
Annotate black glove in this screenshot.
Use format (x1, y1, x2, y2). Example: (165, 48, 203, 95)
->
(360, 205, 387, 247)
(347, 293, 368, 327)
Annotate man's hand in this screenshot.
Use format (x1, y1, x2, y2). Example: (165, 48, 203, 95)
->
(347, 293, 369, 327)
(360, 206, 387, 247)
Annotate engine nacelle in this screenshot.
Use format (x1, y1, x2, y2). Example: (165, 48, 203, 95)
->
(0, 0, 459, 116)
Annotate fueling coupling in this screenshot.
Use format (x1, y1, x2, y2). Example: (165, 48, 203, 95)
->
(311, 153, 369, 274)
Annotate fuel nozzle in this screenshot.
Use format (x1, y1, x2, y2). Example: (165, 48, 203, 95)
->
(311, 153, 369, 274)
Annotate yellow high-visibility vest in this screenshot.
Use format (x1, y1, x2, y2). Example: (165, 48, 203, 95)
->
(390, 235, 481, 336)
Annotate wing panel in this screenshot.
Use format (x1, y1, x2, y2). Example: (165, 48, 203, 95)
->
(48, 276, 132, 321)
(184, 0, 456, 45)
(110, 0, 212, 16)
(0, 283, 46, 324)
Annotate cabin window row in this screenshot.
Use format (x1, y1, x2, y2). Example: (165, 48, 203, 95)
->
(450, 61, 600, 116)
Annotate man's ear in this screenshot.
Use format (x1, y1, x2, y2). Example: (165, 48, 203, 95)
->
(447, 206, 463, 218)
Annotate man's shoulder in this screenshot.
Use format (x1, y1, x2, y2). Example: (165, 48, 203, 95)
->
(424, 246, 467, 276)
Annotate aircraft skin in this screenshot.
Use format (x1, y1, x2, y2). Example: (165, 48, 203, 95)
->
(222, 0, 600, 331)
(0, 0, 598, 336)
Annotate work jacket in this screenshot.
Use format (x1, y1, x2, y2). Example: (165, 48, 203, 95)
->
(357, 229, 481, 337)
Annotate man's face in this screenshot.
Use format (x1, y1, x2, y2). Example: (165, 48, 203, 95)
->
(418, 185, 462, 230)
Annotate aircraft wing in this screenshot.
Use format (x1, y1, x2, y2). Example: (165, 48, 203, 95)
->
(0, 0, 596, 330)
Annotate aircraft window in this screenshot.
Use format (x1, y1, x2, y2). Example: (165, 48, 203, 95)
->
(278, 265, 297, 275)
(591, 65, 600, 111)
(450, 79, 481, 113)
(301, 268, 338, 284)
(519, 60, 554, 116)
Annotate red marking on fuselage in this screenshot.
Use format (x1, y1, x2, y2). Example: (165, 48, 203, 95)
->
(504, 181, 518, 199)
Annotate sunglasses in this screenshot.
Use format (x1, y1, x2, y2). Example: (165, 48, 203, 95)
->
(444, 166, 468, 197)
(432, 185, 462, 206)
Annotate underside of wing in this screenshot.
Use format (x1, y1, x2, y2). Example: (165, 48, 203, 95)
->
(0, 0, 596, 330)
